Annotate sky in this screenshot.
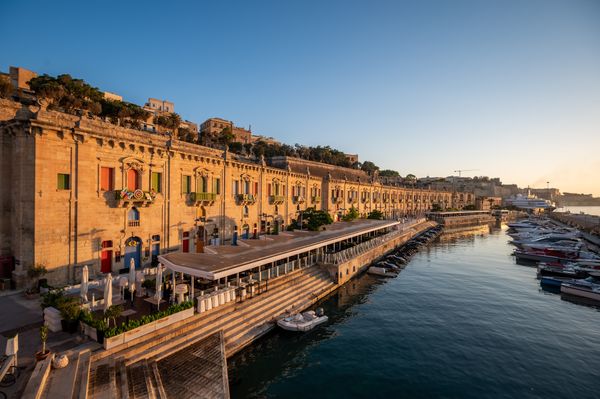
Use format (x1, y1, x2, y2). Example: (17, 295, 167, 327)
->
(2, 0, 599, 195)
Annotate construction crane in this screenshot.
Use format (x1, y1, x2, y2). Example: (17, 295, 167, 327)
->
(453, 169, 479, 177)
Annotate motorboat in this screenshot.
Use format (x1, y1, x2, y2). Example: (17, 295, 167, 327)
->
(277, 309, 328, 332)
(540, 276, 572, 288)
(561, 280, 600, 302)
(367, 266, 398, 277)
(377, 261, 401, 271)
(512, 235, 582, 249)
(537, 264, 586, 279)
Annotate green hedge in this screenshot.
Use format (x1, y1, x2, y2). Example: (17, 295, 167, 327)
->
(103, 301, 193, 338)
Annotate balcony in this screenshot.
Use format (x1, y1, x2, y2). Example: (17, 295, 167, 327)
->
(372, 197, 380, 203)
(188, 192, 217, 205)
(236, 194, 256, 204)
(361, 197, 370, 204)
(114, 189, 156, 207)
(332, 197, 344, 204)
(269, 195, 285, 205)
(348, 197, 357, 204)
(293, 196, 305, 204)
(311, 196, 321, 204)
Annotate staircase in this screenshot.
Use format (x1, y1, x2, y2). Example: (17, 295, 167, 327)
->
(85, 265, 335, 398)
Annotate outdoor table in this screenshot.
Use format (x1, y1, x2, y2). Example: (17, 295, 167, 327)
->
(120, 309, 137, 324)
(144, 296, 166, 311)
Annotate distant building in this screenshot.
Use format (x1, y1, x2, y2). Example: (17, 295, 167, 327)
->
(475, 196, 502, 211)
(9, 66, 37, 91)
(345, 154, 359, 165)
(102, 91, 123, 102)
(200, 117, 252, 145)
(145, 98, 174, 113)
(250, 135, 280, 146)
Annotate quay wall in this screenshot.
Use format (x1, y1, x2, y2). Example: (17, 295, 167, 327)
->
(430, 214, 495, 228)
(324, 221, 436, 286)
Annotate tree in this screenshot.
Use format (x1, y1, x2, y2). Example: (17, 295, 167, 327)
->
(228, 141, 244, 154)
(300, 207, 333, 231)
(0, 75, 12, 99)
(218, 127, 235, 147)
(342, 207, 359, 222)
(367, 210, 384, 220)
(404, 174, 417, 186)
(379, 169, 400, 177)
(167, 113, 182, 136)
(361, 161, 379, 175)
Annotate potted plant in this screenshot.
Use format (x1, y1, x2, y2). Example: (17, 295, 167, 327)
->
(59, 300, 81, 333)
(104, 304, 123, 329)
(25, 264, 48, 299)
(35, 325, 51, 361)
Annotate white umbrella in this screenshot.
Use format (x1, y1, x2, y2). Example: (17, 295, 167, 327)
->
(103, 274, 113, 313)
(155, 265, 163, 310)
(129, 258, 136, 302)
(81, 265, 89, 302)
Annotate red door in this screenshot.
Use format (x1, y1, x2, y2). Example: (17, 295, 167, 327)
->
(101, 250, 112, 273)
(182, 232, 189, 253)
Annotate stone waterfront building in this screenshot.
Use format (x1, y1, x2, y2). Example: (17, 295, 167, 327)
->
(0, 99, 462, 287)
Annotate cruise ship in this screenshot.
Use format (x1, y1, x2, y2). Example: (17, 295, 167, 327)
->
(505, 193, 555, 210)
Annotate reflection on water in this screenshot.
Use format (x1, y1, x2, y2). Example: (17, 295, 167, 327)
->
(228, 223, 600, 399)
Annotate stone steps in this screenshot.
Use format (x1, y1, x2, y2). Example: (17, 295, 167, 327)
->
(148, 271, 333, 364)
(115, 266, 326, 365)
(91, 265, 320, 363)
(134, 268, 331, 366)
(225, 279, 335, 355)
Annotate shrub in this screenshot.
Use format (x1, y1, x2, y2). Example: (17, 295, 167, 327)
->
(103, 301, 193, 338)
(367, 210, 384, 220)
(342, 207, 359, 222)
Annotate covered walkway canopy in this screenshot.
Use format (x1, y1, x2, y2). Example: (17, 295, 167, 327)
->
(158, 219, 402, 281)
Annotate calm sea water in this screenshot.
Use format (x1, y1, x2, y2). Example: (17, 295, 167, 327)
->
(228, 225, 600, 399)
(555, 206, 600, 217)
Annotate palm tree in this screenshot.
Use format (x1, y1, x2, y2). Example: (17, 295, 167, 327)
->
(167, 113, 182, 137)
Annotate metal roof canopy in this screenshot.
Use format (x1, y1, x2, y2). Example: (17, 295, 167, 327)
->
(158, 220, 402, 281)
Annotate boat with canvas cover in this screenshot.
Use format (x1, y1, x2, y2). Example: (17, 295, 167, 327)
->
(277, 308, 328, 332)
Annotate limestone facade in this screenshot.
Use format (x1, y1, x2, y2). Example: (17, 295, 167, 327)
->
(0, 101, 460, 286)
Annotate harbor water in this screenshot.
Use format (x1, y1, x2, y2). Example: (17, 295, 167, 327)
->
(228, 224, 600, 399)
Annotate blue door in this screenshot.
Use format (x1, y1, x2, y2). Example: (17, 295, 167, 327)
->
(124, 237, 142, 269)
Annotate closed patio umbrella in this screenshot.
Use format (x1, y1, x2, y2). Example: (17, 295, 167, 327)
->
(103, 273, 113, 313)
(129, 258, 136, 302)
(81, 265, 89, 302)
(155, 265, 163, 310)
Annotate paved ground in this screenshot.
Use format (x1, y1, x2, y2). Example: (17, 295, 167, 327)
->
(0, 293, 43, 336)
(0, 293, 85, 399)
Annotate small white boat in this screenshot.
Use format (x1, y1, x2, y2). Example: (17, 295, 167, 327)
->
(277, 309, 328, 332)
(367, 266, 398, 277)
(561, 283, 600, 302)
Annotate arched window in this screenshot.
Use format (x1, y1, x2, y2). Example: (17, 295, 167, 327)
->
(127, 207, 140, 227)
(127, 169, 140, 191)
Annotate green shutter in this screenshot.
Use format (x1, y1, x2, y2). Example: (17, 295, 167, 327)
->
(182, 175, 191, 194)
(57, 173, 70, 190)
(151, 172, 161, 193)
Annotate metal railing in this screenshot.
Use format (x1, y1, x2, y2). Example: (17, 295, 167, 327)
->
(324, 218, 426, 264)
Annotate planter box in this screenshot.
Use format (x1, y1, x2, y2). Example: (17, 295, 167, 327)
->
(102, 307, 194, 350)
